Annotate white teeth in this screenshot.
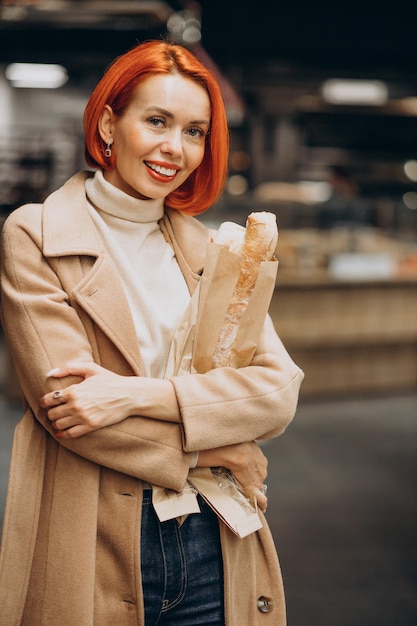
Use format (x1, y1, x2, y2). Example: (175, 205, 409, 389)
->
(146, 162, 177, 177)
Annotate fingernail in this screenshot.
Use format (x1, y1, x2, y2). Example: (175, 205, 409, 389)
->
(55, 431, 62, 438)
(47, 368, 60, 377)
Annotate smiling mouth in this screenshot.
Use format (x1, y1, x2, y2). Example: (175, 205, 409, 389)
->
(144, 161, 179, 178)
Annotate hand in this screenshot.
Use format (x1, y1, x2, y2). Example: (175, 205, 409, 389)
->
(41, 362, 137, 438)
(197, 441, 268, 512)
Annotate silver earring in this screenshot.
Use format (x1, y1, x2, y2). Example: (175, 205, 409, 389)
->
(104, 140, 112, 157)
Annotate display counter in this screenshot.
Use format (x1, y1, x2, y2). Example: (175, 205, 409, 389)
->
(270, 271, 417, 396)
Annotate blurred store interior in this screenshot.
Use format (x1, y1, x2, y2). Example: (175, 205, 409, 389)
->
(0, 2, 416, 625)
(0, 0, 416, 398)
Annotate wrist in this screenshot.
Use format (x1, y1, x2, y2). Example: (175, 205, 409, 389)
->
(131, 377, 181, 422)
(197, 444, 243, 471)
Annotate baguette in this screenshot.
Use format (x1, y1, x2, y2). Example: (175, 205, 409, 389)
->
(211, 211, 278, 368)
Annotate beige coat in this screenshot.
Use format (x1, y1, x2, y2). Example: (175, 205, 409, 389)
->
(0, 172, 304, 626)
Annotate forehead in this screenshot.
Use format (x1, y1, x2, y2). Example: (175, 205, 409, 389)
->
(129, 73, 211, 117)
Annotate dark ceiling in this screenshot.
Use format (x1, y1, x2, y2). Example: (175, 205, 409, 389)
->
(1, 1, 416, 83)
(201, 2, 417, 78)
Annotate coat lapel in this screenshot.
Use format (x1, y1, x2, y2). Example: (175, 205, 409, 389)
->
(42, 171, 144, 373)
(160, 208, 212, 294)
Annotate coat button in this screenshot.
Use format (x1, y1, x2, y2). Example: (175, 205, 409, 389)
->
(257, 596, 273, 613)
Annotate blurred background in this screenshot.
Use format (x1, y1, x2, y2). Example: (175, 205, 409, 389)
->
(0, 1, 416, 624)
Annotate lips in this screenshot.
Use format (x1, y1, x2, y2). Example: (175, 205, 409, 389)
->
(145, 160, 180, 182)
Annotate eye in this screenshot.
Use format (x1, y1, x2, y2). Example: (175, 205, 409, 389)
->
(147, 116, 165, 128)
(186, 126, 206, 140)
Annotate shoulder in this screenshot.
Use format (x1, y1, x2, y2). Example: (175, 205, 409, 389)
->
(2, 203, 43, 239)
(3, 172, 91, 229)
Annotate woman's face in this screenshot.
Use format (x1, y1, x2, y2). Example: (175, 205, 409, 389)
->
(100, 73, 211, 201)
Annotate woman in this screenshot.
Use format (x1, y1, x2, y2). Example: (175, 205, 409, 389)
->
(0, 41, 303, 625)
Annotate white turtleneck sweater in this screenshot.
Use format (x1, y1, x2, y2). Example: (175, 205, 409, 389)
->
(85, 170, 191, 378)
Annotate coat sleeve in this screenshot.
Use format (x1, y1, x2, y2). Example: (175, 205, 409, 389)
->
(0, 206, 191, 491)
(170, 314, 304, 452)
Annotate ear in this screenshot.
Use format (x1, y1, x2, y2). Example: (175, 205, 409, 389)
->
(98, 104, 114, 144)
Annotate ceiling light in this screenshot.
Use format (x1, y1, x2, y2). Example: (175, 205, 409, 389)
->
(403, 191, 417, 210)
(5, 63, 68, 88)
(321, 79, 388, 106)
(404, 160, 417, 182)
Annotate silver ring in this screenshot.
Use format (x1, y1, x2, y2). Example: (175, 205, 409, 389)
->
(52, 390, 63, 402)
(261, 484, 268, 495)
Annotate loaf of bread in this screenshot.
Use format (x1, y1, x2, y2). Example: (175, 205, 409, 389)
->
(211, 211, 278, 368)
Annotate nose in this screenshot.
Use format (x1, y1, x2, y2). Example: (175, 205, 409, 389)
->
(160, 127, 183, 157)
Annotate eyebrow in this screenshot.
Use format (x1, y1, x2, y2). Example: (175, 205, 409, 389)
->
(146, 106, 210, 126)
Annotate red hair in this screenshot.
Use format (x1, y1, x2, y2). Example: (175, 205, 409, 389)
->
(83, 41, 229, 215)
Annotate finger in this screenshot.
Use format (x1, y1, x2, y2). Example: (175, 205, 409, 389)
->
(46, 405, 69, 421)
(51, 415, 77, 431)
(241, 484, 268, 513)
(55, 424, 90, 439)
(41, 390, 66, 409)
(46, 367, 67, 379)
(41, 388, 71, 409)
(46, 362, 100, 379)
(255, 490, 268, 513)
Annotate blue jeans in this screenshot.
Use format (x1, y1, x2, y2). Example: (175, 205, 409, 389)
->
(140, 490, 225, 626)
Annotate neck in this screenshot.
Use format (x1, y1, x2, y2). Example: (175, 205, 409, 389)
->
(86, 169, 164, 223)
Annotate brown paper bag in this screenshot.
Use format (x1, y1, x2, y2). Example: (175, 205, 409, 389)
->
(192, 242, 278, 373)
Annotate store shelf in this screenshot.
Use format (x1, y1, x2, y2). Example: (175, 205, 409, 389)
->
(271, 273, 417, 396)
